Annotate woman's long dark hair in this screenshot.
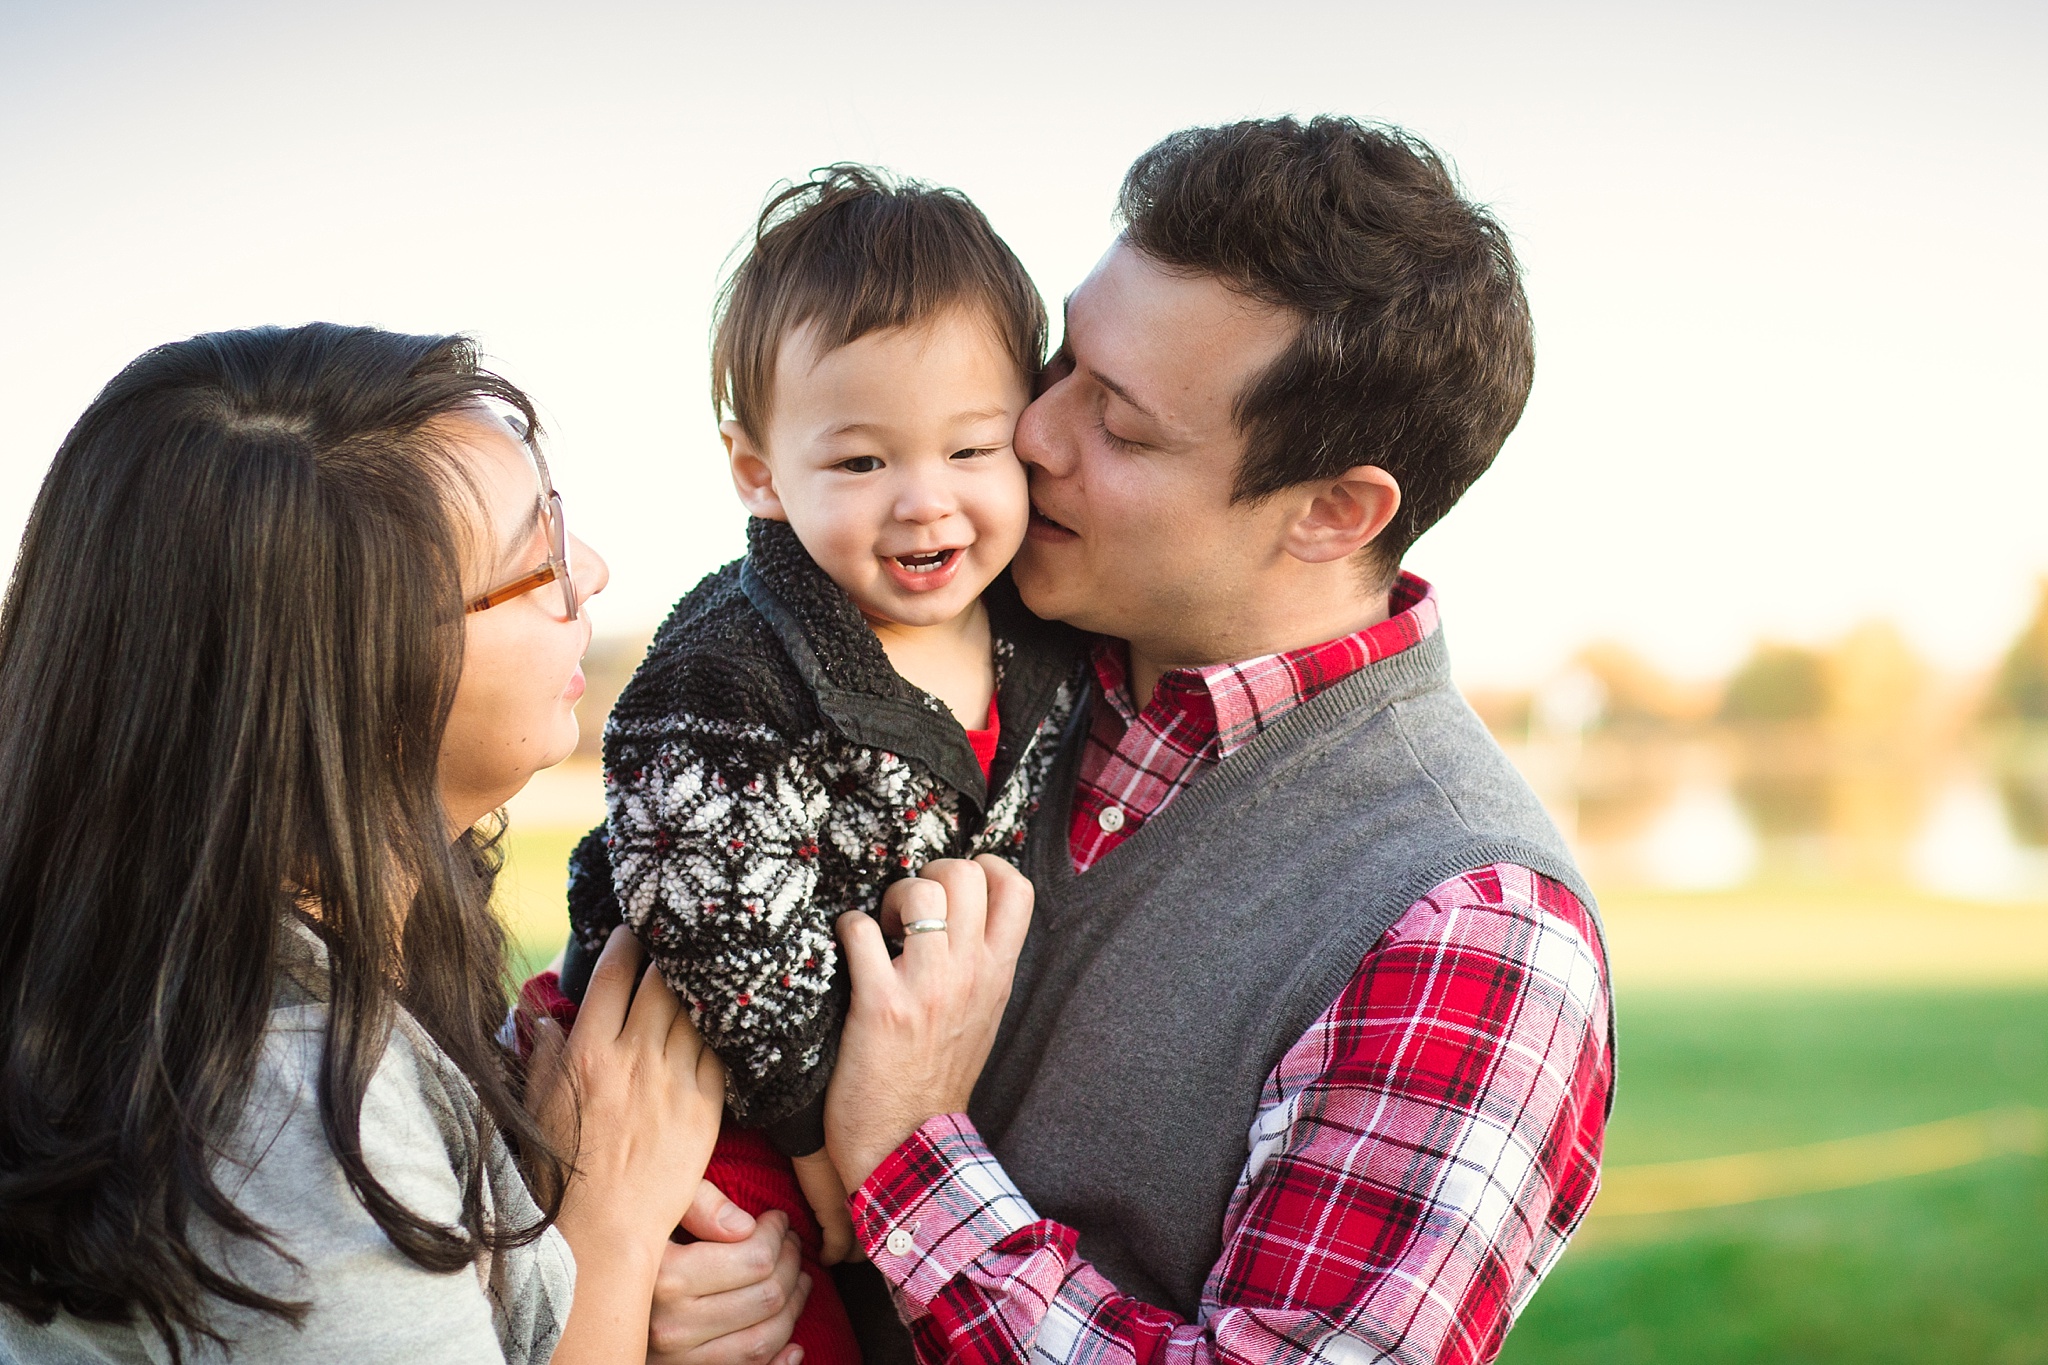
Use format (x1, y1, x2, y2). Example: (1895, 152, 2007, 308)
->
(0, 324, 568, 1357)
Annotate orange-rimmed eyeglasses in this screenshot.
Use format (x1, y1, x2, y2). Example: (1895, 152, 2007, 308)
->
(466, 489, 578, 621)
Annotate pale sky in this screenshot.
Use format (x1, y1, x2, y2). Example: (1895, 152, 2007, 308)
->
(2, 0, 2043, 686)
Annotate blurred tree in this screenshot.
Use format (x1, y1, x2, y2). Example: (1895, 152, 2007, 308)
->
(1721, 644, 1828, 723)
(1575, 642, 1716, 730)
(1826, 622, 1927, 740)
(1987, 581, 2048, 844)
(1986, 579, 2048, 721)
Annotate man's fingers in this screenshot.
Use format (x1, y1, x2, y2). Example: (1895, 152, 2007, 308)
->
(917, 858, 989, 945)
(877, 875, 947, 939)
(838, 910, 896, 987)
(678, 1179, 756, 1243)
(577, 925, 646, 1039)
(975, 854, 1035, 961)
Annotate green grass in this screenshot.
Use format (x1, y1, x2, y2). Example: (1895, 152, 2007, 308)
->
(1500, 989, 2048, 1364)
(497, 825, 583, 983)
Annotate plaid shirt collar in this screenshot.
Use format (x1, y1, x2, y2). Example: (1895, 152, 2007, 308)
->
(1090, 571, 1439, 759)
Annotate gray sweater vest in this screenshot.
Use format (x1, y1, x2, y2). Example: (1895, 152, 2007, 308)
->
(965, 628, 1600, 1318)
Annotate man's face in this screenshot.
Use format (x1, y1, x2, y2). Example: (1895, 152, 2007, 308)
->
(1012, 242, 1302, 661)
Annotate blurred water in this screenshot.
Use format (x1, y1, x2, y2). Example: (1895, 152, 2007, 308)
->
(1510, 734, 2048, 902)
(1637, 783, 1758, 891)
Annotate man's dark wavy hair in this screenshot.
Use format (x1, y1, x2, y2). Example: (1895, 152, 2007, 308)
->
(0, 324, 568, 1360)
(1119, 116, 1535, 581)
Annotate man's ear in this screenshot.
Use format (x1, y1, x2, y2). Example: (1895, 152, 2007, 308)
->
(1281, 465, 1401, 565)
(723, 420, 788, 521)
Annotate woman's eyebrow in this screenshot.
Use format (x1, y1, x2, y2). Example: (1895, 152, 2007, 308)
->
(497, 499, 542, 570)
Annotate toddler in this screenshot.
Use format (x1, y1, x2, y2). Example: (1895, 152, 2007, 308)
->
(535, 166, 1081, 1362)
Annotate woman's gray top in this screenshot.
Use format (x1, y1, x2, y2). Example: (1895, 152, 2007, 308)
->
(0, 921, 575, 1364)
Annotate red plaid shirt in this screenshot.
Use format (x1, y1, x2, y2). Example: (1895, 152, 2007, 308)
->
(1070, 574, 1437, 872)
(851, 575, 1613, 1365)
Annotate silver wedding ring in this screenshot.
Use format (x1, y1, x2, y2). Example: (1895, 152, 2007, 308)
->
(901, 918, 949, 936)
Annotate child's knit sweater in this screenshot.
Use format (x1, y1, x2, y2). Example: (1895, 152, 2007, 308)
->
(565, 517, 1084, 1152)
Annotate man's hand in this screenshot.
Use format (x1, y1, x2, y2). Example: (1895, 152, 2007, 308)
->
(647, 1183, 810, 1365)
(825, 855, 1034, 1193)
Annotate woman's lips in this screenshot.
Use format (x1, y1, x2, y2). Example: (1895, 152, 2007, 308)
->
(882, 547, 966, 594)
(564, 665, 587, 704)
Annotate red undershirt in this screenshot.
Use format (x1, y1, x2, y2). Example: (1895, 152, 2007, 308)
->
(965, 693, 1000, 781)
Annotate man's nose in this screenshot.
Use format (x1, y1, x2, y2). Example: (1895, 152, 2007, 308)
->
(1014, 383, 1075, 479)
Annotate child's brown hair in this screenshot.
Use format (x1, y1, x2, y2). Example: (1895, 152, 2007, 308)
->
(712, 164, 1047, 439)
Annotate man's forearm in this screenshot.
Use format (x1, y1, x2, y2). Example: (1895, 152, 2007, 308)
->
(852, 868, 1614, 1365)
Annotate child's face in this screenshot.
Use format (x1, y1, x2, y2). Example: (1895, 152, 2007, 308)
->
(727, 307, 1031, 631)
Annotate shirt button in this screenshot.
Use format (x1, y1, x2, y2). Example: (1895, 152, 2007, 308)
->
(1097, 805, 1127, 833)
(885, 1227, 916, 1257)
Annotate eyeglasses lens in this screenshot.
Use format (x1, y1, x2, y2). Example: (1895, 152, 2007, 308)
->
(547, 492, 577, 621)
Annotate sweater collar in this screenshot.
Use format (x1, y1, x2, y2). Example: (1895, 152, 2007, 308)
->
(1089, 572, 1440, 760)
(739, 517, 1084, 808)
(742, 516, 911, 700)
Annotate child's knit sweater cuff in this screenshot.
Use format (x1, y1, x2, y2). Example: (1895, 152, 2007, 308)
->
(766, 1091, 828, 1157)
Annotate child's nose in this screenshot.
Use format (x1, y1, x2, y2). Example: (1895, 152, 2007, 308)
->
(892, 477, 956, 524)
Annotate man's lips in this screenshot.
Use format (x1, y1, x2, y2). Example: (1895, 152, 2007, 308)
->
(1028, 502, 1078, 540)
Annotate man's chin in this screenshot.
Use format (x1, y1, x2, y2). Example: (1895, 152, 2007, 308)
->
(1010, 542, 1074, 622)
(1014, 548, 1121, 640)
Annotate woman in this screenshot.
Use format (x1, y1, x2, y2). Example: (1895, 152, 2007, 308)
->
(0, 325, 805, 1362)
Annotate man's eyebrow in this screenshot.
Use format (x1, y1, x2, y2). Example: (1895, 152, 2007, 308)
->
(1088, 368, 1163, 424)
(1060, 298, 1164, 424)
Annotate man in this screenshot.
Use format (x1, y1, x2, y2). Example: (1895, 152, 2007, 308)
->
(821, 116, 1614, 1365)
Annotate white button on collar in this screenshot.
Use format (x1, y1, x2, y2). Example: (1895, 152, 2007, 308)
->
(885, 1227, 916, 1257)
(1097, 805, 1127, 834)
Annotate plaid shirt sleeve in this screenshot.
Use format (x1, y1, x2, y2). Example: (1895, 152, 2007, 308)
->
(849, 864, 1613, 1365)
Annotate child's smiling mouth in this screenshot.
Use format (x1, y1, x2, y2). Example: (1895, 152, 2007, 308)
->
(882, 547, 967, 593)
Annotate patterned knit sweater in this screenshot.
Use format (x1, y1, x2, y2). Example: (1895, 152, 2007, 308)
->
(565, 518, 1083, 1152)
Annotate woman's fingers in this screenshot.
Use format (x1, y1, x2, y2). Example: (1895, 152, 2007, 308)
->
(624, 958, 683, 1049)
(577, 925, 646, 1039)
(525, 1014, 567, 1113)
(645, 1216, 803, 1361)
(678, 1180, 756, 1243)
(682, 1272, 811, 1365)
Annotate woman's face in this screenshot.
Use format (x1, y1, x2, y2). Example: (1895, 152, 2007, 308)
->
(438, 409, 609, 833)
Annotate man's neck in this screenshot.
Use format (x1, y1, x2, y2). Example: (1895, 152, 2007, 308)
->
(1125, 586, 1394, 708)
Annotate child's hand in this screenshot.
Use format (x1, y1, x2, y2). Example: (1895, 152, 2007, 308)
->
(791, 1148, 859, 1264)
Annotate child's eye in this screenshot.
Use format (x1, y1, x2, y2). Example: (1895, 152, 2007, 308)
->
(837, 456, 883, 473)
(951, 446, 1001, 461)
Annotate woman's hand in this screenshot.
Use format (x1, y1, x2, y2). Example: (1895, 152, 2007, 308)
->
(530, 926, 727, 1363)
(648, 1185, 810, 1365)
